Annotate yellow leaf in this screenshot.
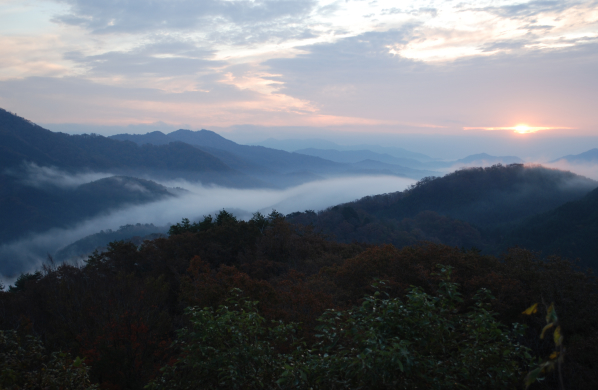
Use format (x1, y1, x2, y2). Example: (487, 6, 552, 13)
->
(554, 326, 563, 347)
(549, 351, 559, 360)
(546, 303, 558, 323)
(522, 303, 538, 315)
(540, 323, 554, 339)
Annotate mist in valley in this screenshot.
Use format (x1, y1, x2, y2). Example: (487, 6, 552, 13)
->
(0, 173, 415, 283)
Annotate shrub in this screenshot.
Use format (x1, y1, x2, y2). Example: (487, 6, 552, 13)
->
(0, 330, 97, 390)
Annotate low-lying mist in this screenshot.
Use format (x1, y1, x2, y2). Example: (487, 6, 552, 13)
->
(544, 160, 598, 181)
(0, 175, 415, 284)
(434, 160, 598, 182)
(6, 162, 113, 189)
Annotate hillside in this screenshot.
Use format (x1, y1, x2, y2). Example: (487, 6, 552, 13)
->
(53, 223, 168, 262)
(552, 148, 598, 163)
(0, 108, 254, 186)
(286, 164, 597, 267)
(0, 175, 174, 244)
(112, 129, 343, 174)
(384, 164, 595, 227)
(294, 148, 523, 170)
(111, 130, 438, 182)
(502, 187, 598, 268)
(293, 148, 426, 167)
(255, 138, 435, 161)
(2, 212, 597, 390)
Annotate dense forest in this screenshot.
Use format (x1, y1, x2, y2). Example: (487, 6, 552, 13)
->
(2, 210, 597, 389)
(286, 164, 598, 269)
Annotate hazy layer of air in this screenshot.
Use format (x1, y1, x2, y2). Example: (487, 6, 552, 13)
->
(0, 175, 415, 284)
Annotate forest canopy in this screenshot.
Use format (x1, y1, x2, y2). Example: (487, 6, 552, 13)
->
(1, 210, 597, 389)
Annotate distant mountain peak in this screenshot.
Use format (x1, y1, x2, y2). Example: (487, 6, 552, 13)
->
(456, 153, 523, 164)
(553, 148, 598, 163)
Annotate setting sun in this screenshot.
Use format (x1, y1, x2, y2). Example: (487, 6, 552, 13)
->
(514, 125, 532, 134)
(464, 125, 572, 133)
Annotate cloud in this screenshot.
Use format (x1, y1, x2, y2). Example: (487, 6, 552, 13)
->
(263, 29, 598, 132)
(0, 174, 415, 282)
(475, 1, 571, 19)
(0, 74, 386, 128)
(5, 162, 112, 189)
(53, 0, 318, 39)
(65, 41, 224, 78)
(543, 160, 598, 181)
(1, 1, 597, 133)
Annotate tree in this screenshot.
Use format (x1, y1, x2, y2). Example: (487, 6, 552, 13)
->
(147, 289, 298, 390)
(0, 330, 97, 390)
(282, 267, 530, 389)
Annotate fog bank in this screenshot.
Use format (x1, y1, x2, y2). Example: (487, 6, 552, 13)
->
(0, 175, 414, 283)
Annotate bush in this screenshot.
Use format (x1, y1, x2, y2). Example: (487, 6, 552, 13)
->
(282, 266, 531, 389)
(147, 289, 298, 390)
(0, 330, 97, 390)
(149, 267, 531, 389)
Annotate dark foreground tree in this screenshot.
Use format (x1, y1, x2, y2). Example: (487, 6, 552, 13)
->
(148, 268, 530, 390)
(0, 330, 97, 390)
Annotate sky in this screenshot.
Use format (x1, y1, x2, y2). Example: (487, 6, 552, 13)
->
(1, 0, 597, 147)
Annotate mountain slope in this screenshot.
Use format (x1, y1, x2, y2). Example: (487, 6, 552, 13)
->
(111, 129, 439, 182)
(113, 129, 343, 174)
(502, 187, 598, 268)
(384, 164, 595, 228)
(345, 160, 438, 178)
(294, 148, 425, 167)
(255, 138, 434, 161)
(286, 164, 597, 260)
(0, 108, 251, 186)
(454, 153, 523, 165)
(54, 224, 168, 262)
(287, 164, 598, 269)
(552, 148, 598, 163)
(0, 175, 174, 244)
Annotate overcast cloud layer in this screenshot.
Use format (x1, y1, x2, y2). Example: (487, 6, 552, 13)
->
(1, 0, 597, 139)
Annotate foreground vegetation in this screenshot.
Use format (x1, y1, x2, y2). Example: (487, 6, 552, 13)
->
(1, 211, 597, 389)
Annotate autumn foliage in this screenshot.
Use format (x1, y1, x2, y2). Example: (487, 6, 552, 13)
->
(1, 211, 597, 389)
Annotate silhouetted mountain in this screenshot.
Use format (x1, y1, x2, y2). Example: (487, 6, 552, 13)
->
(54, 223, 168, 262)
(0, 108, 253, 186)
(255, 138, 434, 161)
(345, 160, 438, 178)
(552, 148, 598, 163)
(286, 164, 597, 264)
(294, 148, 523, 171)
(0, 175, 174, 244)
(384, 164, 595, 228)
(419, 153, 524, 170)
(111, 129, 438, 183)
(113, 129, 342, 173)
(454, 153, 523, 165)
(502, 186, 598, 268)
(294, 148, 425, 167)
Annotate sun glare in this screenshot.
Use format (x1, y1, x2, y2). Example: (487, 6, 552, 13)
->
(514, 125, 532, 134)
(464, 124, 571, 133)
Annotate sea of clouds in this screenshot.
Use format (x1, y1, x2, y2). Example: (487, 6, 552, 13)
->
(0, 174, 415, 284)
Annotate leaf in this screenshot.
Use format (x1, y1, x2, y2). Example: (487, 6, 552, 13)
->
(540, 323, 554, 339)
(549, 351, 559, 360)
(546, 304, 558, 324)
(553, 326, 563, 347)
(524, 366, 544, 388)
(522, 303, 538, 315)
